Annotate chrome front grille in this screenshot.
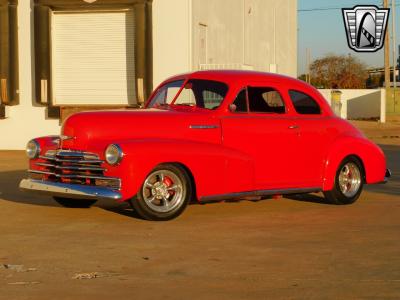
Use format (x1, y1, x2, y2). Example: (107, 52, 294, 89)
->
(29, 150, 121, 190)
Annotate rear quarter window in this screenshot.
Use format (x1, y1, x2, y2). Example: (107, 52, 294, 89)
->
(288, 90, 321, 115)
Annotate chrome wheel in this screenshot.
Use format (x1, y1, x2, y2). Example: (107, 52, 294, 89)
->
(338, 162, 362, 198)
(142, 170, 185, 213)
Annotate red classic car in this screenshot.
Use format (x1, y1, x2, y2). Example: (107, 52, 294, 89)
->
(20, 70, 390, 220)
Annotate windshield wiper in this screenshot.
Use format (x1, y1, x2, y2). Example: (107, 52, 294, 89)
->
(154, 103, 170, 108)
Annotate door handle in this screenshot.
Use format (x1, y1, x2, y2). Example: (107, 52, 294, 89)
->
(288, 125, 299, 129)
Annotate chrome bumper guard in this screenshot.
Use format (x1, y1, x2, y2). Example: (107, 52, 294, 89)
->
(19, 179, 122, 200)
(384, 168, 392, 183)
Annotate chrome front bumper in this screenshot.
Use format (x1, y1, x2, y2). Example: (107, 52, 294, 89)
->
(19, 179, 122, 200)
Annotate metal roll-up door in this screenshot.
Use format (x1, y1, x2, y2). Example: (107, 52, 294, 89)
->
(51, 9, 136, 105)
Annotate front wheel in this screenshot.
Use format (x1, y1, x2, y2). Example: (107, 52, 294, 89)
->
(324, 157, 364, 205)
(131, 164, 192, 221)
(53, 197, 97, 208)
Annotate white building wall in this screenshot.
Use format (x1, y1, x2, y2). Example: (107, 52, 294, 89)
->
(152, 0, 191, 87)
(0, 0, 297, 150)
(319, 89, 386, 122)
(0, 0, 60, 150)
(191, 0, 297, 77)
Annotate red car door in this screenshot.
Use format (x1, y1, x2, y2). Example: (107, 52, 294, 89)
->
(286, 89, 336, 187)
(221, 83, 303, 191)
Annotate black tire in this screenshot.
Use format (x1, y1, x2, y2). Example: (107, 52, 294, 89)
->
(53, 197, 97, 208)
(131, 164, 192, 221)
(324, 156, 364, 205)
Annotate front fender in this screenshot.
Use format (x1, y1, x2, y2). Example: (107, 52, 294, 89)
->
(104, 138, 254, 201)
(322, 136, 386, 191)
(29, 136, 60, 169)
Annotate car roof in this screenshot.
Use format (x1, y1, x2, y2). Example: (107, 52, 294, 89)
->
(156, 70, 333, 116)
(164, 70, 301, 85)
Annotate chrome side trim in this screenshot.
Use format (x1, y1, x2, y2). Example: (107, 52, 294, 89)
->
(200, 187, 322, 202)
(189, 125, 219, 129)
(19, 179, 121, 200)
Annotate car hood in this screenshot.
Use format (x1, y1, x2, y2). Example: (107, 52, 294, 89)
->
(61, 108, 221, 151)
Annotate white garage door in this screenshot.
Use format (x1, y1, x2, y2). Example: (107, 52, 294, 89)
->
(51, 10, 136, 105)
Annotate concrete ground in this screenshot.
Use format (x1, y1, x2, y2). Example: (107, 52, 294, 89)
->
(0, 122, 399, 300)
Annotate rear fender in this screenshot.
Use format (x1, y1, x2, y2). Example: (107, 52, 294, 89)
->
(322, 136, 386, 191)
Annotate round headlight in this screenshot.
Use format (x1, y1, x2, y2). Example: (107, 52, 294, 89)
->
(26, 140, 40, 159)
(105, 144, 123, 165)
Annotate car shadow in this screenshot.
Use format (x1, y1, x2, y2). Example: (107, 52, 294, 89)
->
(0, 169, 189, 220)
(282, 193, 331, 205)
(0, 169, 58, 207)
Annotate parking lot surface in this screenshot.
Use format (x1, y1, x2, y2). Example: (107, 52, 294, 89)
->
(0, 121, 399, 299)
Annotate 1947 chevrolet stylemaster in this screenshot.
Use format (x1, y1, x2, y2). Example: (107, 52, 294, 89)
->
(20, 70, 390, 220)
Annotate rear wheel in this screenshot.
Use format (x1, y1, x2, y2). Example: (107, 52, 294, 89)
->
(53, 197, 97, 208)
(131, 164, 192, 221)
(324, 157, 364, 205)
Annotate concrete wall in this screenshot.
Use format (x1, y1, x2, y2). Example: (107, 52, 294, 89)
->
(0, 1, 60, 150)
(319, 89, 386, 122)
(192, 0, 297, 77)
(152, 0, 191, 87)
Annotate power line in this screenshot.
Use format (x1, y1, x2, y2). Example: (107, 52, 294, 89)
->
(298, 2, 400, 12)
(298, 7, 344, 12)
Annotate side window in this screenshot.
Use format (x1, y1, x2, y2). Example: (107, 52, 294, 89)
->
(248, 87, 286, 114)
(148, 80, 184, 107)
(173, 80, 228, 109)
(174, 83, 196, 105)
(202, 90, 224, 109)
(231, 89, 248, 112)
(289, 90, 321, 115)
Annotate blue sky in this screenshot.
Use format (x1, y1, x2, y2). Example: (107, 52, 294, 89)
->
(298, 0, 400, 74)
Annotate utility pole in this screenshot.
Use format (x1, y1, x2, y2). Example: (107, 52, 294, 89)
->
(392, 0, 397, 110)
(306, 48, 311, 84)
(384, 0, 390, 88)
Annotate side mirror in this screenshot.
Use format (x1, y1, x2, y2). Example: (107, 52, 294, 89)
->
(229, 104, 237, 112)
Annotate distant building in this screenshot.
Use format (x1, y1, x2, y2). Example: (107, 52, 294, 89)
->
(0, 0, 297, 149)
(367, 67, 399, 88)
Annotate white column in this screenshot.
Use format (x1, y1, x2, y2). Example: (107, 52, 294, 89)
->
(380, 88, 386, 123)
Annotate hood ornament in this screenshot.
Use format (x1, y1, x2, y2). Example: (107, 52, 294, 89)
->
(60, 135, 75, 141)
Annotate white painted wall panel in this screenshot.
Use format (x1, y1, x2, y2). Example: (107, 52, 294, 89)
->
(152, 0, 191, 87)
(319, 89, 385, 121)
(192, 0, 297, 77)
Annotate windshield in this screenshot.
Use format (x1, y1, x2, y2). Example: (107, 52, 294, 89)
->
(148, 79, 229, 110)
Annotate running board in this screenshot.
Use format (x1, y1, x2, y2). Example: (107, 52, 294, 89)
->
(200, 187, 322, 203)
